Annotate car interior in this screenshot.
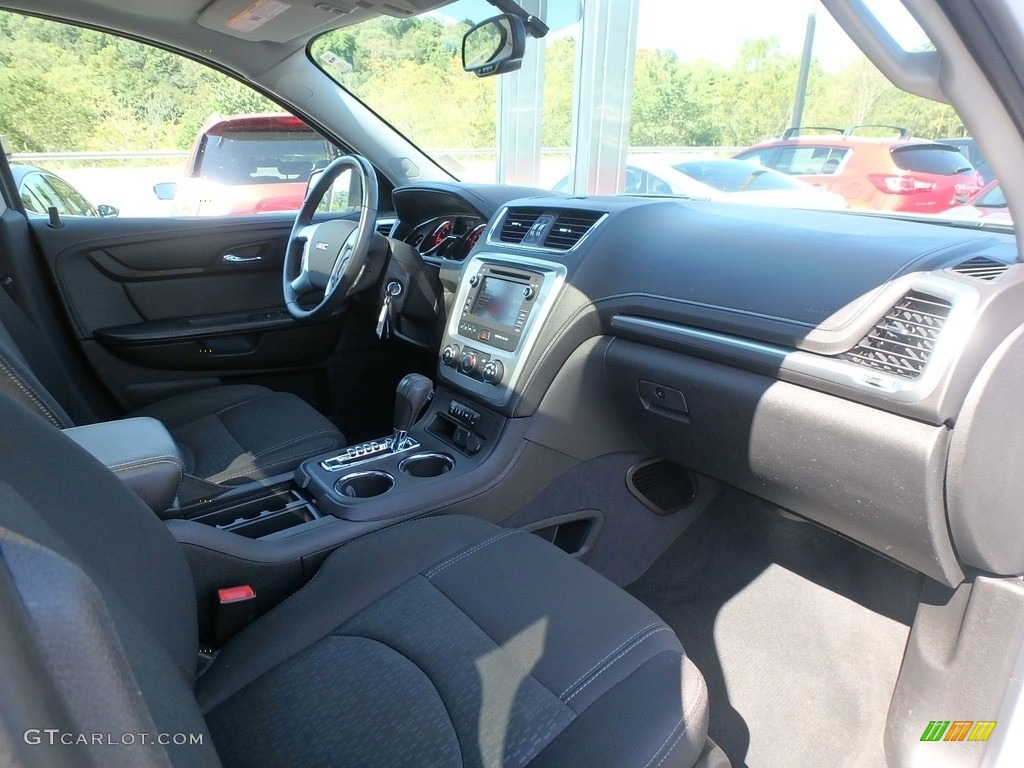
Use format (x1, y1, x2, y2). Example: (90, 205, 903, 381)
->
(0, 1, 1023, 767)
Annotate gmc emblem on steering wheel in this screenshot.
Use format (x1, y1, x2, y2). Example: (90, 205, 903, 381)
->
(314, 241, 330, 251)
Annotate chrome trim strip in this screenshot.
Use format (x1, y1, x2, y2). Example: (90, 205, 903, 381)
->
(438, 252, 568, 406)
(398, 452, 455, 475)
(611, 275, 980, 404)
(319, 436, 419, 471)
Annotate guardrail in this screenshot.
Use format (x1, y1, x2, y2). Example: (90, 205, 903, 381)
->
(10, 150, 189, 162)
(10, 147, 744, 163)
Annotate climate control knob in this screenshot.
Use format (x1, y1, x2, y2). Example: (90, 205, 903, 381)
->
(441, 343, 460, 367)
(459, 351, 478, 374)
(482, 359, 504, 385)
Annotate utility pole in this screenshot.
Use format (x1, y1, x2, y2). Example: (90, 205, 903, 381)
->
(791, 3, 818, 129)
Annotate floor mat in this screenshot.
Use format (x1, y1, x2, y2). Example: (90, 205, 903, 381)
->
(627, 487, 924, 768)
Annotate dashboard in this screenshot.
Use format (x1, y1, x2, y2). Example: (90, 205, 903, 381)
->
(387, 180, 1024, 590)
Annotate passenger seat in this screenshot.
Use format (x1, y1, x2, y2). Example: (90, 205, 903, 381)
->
(0, 393, 710, 768)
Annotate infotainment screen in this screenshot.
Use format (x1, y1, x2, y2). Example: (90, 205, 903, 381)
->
(471, 276, 524, 327)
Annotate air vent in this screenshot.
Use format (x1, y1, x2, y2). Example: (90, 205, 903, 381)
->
(951, 256, 1008, 281)
(626, 459, 696, 516)
(498, 209, 543, 244)
(543, 211, 605, 251)
(842, 291, 952, 379)
(375, 219, 395, 237)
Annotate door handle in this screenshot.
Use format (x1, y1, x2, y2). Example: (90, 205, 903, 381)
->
(223, 254, 262, 264)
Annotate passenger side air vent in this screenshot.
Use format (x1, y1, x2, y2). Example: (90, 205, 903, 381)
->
(543, 211, 604, 251)
(841, 291, 952, 379)
(498, 209, 543, 244)
(951, 256, 1008, 281)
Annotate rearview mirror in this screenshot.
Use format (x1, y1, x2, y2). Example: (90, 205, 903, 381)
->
(462, 14, 526, 78)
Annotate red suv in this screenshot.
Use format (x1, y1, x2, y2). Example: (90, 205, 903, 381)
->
(155, 114, 339, 216)
(735, 126, 983, 213)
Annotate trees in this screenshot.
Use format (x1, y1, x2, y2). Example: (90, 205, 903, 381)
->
(0, 8, 970, 158)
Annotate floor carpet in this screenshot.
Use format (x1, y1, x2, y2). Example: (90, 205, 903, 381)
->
(627, 487, 924, 768)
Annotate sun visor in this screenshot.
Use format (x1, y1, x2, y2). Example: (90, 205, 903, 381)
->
(198, 0, 453, 43)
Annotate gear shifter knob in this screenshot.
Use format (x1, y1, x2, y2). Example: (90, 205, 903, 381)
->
(392, 373, 433, 450)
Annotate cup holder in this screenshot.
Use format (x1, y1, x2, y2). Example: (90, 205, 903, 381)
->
(335, 470, 395, 499)
(399, 452, 455, 478)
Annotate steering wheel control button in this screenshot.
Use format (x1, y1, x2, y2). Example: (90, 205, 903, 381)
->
(482, 359, 504, 385)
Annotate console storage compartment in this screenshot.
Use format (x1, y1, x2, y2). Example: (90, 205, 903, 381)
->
(189, 484, 322, 539)
(63, 417, 183, 515)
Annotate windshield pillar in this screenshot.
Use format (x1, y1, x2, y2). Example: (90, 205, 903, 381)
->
(496, 0, 547, 185)
(569, 0, 640, 194)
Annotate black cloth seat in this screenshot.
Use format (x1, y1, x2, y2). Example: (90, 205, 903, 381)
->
(131, 384, 343, 488)
(0, 296, 344, 495)
(0, 395, 709, 768)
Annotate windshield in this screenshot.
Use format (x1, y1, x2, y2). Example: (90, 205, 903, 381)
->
(308, 0, 1004, 226)
(672, 160, 802, 193)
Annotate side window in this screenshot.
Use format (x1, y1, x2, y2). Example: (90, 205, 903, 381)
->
(41, 175, 98, 216)
(20, 173, 95, 217)
(0, 11, 339, 218)
(736, 149, 775, 169)
(818, 148, 849, 175)
(19, 176, 49, 215)
(774, 146, 849, 175)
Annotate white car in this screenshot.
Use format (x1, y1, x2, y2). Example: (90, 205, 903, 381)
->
(555, 157, 846, 209)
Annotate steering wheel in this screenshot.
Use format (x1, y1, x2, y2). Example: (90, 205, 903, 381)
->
(283, 154, 378, 320)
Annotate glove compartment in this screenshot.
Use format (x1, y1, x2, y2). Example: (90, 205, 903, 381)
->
(604, 338, 962, 585)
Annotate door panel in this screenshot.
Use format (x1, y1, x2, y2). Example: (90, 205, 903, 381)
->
(45, 217, 296, 336)
(27, 214, 364, 408)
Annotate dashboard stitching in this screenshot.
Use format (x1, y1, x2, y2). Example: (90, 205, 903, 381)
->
(510, 282, 926, 415)
(512, 289, 833, 416)
(513, 297, 598, 416)
(589, 291, 869, 330)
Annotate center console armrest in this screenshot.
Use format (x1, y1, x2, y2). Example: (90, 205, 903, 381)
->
(63, 417, 183, 516)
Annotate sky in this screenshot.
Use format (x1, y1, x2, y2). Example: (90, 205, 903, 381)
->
(438, 0, 932, 72)
(634, 0, 930, 71)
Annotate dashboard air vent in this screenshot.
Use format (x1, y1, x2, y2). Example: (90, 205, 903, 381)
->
(951, 256, 1008, 281)
(841, 291, 952, 379)
(543, 211, 605, 251)
(498, 209, 543, 244)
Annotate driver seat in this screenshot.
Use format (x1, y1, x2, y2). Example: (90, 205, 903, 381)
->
(130, 384, 345, 500)
(0, 292, 344, 507)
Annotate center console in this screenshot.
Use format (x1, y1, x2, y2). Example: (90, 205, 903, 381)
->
(168, 250, 569, 645)
(437, 253, 567, 407)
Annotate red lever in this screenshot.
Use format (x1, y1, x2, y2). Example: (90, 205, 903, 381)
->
(218, 585, 256, 604)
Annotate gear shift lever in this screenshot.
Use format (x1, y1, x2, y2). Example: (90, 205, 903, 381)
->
(392, 373, 433, 451)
